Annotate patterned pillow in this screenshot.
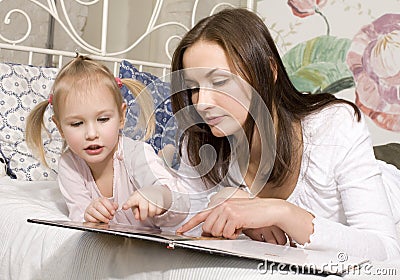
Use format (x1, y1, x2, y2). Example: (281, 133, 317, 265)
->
(0, 63, 62, 180)
(119, 60, 177, 153)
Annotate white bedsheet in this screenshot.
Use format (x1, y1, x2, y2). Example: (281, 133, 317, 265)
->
(0, 176, 399, 280)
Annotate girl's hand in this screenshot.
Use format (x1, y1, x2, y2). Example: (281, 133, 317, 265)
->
(243, 226, 288, 245)
(84, 197, 118, 223)
(122, 186, 172, 221)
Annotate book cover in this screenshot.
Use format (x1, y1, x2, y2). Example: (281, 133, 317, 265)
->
(27, 218, 368, 275)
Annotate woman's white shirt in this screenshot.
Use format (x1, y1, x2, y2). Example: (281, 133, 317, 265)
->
(177, 104, 400, 261)
(288, 104, 400, 261)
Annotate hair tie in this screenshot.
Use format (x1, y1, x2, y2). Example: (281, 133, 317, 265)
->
(48, 93, 53, 105)
(115, 77, 123, 88)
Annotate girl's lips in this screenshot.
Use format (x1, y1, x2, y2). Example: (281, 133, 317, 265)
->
(85, 145, 103, 155)
(206, 116, 224, 126)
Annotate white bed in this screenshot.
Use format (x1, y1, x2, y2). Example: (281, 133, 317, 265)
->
(1, 1, 400, 279)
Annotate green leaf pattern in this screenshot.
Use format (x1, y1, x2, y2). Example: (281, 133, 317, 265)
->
(282, 36, 354, 94)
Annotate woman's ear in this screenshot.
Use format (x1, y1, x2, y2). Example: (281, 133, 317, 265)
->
(52, 115, 64, 137)
(120, 103, 127, 129)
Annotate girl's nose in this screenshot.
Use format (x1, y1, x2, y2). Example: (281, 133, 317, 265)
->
(85, 123, 99, 140)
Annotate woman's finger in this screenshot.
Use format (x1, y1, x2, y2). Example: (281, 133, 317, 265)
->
(176, 211, 210, 233)
(203, 210, 225, 237)
(243, 228, 279, 244)
(262, 230, 278, 244)
(222, 219, 241, 239)
(288, 236, 297, 247)
(243, 229, 266, 242)
(271, 227, 288, 245)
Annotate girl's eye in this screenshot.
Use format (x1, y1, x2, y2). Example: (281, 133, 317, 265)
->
(70, 122, 82, 127)
(98, 117, 110, 123)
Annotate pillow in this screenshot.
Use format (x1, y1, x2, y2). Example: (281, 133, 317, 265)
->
(0, 63, 62, 180)
(0, 150, 9, 178)
(119, 60, 177, 154)
(0, 149, 15, 178)
(374, 143, 400, 170)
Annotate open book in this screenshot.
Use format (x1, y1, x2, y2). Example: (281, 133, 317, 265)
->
(27, 218, 368, 276)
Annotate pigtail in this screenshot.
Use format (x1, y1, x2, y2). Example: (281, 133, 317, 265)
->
(25, 100, 52, 167)
(121, 79, 155, 141)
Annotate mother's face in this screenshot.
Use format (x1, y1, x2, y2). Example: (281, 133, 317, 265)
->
(182, 41, 251, 138)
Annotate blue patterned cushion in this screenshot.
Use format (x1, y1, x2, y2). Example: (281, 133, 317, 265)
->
(0, 63, 62, 180)
(119, 60, 177, 154)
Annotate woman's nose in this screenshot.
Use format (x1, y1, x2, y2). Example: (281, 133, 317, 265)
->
(194, 87, 215, 112)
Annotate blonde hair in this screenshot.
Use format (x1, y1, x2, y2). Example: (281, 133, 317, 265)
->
(26, 56, 155, 166)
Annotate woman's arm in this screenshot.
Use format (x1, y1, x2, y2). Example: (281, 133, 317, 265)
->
(297, 105, 400, 260)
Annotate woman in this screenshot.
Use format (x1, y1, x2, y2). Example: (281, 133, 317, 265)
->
(170, 8, 400, 261)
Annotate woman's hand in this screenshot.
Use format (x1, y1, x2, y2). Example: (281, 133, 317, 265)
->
(177, 197, 314, 245)
(122, 185, 172, 221)
(208, 187, 250, 207)
(84, 197, 118, 223)
(243, 226, 288, 245)
(177, 198, 281, 239)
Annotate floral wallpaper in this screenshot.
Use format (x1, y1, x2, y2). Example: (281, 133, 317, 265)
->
(257, 0, 400, 144)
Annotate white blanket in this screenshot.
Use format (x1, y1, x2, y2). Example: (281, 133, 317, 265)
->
(0, 177, 399, 280)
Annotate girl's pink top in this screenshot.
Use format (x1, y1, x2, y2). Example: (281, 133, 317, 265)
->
(58, 136, 189, 230)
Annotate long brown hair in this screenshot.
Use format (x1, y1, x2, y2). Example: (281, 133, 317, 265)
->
(171, 8, 360, 188)
(26, 56, 155, 166)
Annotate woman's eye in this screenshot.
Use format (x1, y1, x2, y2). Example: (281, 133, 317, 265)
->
(98, 117, 110, 123)
(213, 79, 228, 87)
(70, 122, 82, 127)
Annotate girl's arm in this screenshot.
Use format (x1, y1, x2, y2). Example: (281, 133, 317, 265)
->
(58, 150, 94, 222)
(122, 185, 172, 220)
(122, 137, 190, 227)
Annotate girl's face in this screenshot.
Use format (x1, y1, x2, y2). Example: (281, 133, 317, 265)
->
(182, 41, 251, 137)
(54, 86, 126, 168)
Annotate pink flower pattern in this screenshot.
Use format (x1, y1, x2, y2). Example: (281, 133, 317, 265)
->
(287, 0, 328, 18)
(347, 14, 400, 131)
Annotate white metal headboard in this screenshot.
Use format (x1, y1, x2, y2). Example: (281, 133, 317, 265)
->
(0, 0, 255, 75)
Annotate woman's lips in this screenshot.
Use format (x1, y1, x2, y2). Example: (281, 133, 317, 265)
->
(206, 116, 224, 126)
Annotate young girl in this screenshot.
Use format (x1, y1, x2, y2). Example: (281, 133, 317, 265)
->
(26, 56, 188, 229)
(171, 8, 400, 261)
